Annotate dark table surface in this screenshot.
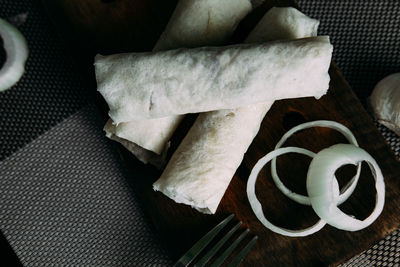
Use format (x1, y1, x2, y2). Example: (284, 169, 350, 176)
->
(0, 0, 399, 266)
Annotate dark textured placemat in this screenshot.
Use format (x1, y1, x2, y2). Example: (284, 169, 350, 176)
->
(297, 0, 400, 105)
(0, 0, 90, 160)
(1, 0, 399, 266)
(0, 102, 172, 266)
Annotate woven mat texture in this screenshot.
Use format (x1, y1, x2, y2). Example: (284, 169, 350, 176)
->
(0, 0, 399, 266)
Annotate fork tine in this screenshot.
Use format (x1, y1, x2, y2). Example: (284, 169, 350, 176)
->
(194, 221, 242, 267)
(173, 214, 234, 267)
(209, 228, 250, 267)
(227, 235, 258, 267)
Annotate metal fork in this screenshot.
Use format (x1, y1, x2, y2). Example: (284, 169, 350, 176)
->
(173, 214, 258, 267)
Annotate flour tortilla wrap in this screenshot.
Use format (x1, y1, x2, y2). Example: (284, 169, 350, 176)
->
(104, 120, 168, 168)
(153, 7, 322, 214)
(96, 36, 332, 122)
(102, 0, 252, 160)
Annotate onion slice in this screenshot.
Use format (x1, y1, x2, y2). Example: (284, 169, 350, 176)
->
(271, 120, 361, 205)
(0, 17, 28, 92)
(247, 147, 327, 237)
(307, 144, 385, 231)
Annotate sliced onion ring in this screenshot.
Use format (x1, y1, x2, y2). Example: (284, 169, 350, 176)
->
(0, 17, 28, 92)
(271, 120, 361, 205)
(247, 147, 328, 237)
(307, 144, 385, 231)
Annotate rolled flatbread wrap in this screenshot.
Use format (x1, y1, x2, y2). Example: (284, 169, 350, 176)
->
(103, 0, 252, 160)
(104, 120, 168, 168)
(105, 116, 180, 156)
(96, 36, 332, 123)
(153, 7, 322, 214)
(154, 103, 272, 214)
(154, 0, 253, 51)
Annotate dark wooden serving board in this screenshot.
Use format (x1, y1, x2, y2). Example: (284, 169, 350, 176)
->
(42, 0, 400, 266)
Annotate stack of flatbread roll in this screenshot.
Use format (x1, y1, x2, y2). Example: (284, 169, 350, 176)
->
(95, 1, 332, 214)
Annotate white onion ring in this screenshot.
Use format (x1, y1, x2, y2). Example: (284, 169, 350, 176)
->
(307, 144, 385, 231)
(0, 17, 28, 92)
(247, 147, 328, 237)
(271, 120, 361, 205)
